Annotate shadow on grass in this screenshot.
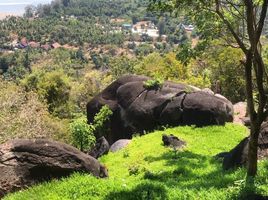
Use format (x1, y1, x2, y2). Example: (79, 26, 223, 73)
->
(236, 178, 268, 200)
(143, 150, 238, 189)
(105, 149, 267, 199)
(104, 182, 167, 200)
(236, 187, 268, 200)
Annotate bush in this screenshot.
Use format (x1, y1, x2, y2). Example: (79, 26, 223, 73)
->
(93, 105, 113, 139)
(70, 116, 95, 151)
(143, 78, 163, 90)
(134, 43, 154, 56)
(70, 105, 113, 151)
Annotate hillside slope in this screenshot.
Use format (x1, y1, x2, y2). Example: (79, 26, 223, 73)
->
(5, 124, 268, 200)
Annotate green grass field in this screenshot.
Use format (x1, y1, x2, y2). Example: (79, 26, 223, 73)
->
(5, 124, 268, 200)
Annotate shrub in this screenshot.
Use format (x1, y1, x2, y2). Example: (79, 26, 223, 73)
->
(93, 105, 113, 139)
(70, 116, 95, 151)
(143, 78, 163, 90)
(70, 105, 113, 151)
(128, 165, 140, 176)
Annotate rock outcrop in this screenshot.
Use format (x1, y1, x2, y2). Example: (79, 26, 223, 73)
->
(87, 75, 234, 144)
(221, 122, 268, 170)
(0, 139, 108, 197)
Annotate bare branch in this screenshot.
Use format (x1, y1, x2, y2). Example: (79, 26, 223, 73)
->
(244, 0, 255, 47)
(223, 0, 246, 18)
(215, 0, 248, 53)
(256, 0, 268, 42)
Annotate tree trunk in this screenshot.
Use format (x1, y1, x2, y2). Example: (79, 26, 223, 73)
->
(245, 49, 266, 177)
(244, 51, 259, 177)
(247, 126, 260, 177)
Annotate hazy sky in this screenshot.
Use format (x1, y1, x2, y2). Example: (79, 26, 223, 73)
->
(0, 0, 52, 5)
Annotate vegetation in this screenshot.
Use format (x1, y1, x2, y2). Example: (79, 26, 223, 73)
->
(204, 43, 245, 103)
(143, 78, 164, 90)
(0, 0, 186, 49)
(70, 116, 95, 151)
(5, 124, 268, 200)
(149, 0, 268, 179)
(92, 105, 113, 139)
(70, 105, 113, 151)
(2, 0, 268, 198)
(23, 69, 72, 118)
(135, 52, 211, 88)
(0, 79, 70, 144)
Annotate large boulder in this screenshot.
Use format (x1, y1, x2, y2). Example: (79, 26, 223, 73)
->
(182, 92, 233, 126)
(221, 122, 268, 170)
(0, 139, 108, 197)
(87, 75, 234, 144)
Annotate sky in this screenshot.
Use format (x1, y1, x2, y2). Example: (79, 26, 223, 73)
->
(0, 0, 52, 5)
(0, 0, 52, 14)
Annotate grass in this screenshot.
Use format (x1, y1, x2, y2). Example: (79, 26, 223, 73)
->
(4, 123, 268, 200)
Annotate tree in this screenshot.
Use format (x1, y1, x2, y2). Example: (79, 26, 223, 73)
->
(70, 116, 95, 151)
(24, 5, 35, 18)
(149, 0, 268, 178)
(205, 42, 246, 102)
(0, 57, 9, 73)
(0, 80, 70, 144)
(158, 17, 165, 36)
(23, 70, 72, 118)
(75, 47, 86, 62)
(23, 48, 31, 72)
(62, 0, 71, 7)
(109, 56, 136, 78)
(134, 52, 210, 88)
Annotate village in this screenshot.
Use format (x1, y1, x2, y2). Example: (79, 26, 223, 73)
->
(0, 16, 194, 54)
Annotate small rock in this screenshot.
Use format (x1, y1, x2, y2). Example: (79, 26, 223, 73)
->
(110, 139, 131, 152)
(89, 136, 109, 159)
(162, 134, 185, 149)
(242, 117, 250, 127)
